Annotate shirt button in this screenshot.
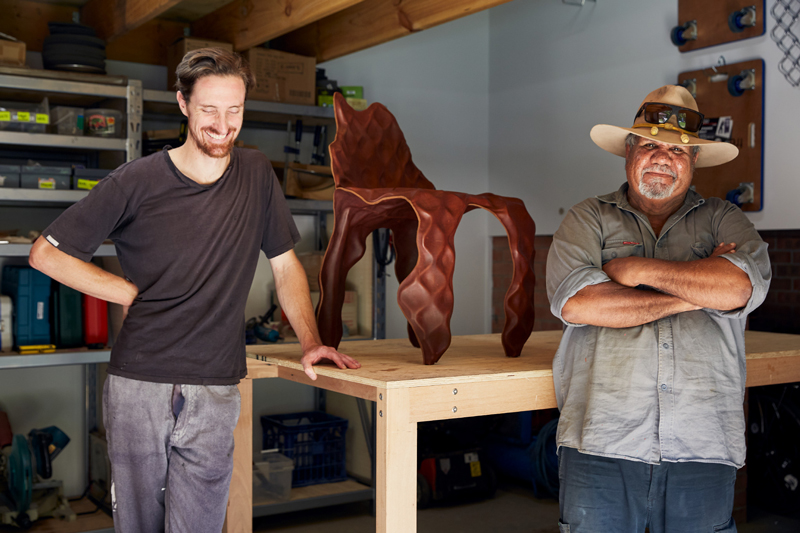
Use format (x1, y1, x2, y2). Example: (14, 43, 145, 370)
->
(661, 384, 667, 390)
(611, 252, 617, 258)
(662, 343, 669, 349)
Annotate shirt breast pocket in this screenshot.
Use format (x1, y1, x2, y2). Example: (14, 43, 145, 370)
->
(601, 241, 643, 265)
(691, 241, 712, 259)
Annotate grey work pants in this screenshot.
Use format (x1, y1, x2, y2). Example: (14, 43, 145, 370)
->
(103, 374, 241, 533)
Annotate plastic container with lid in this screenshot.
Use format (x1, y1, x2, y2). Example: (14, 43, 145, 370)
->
(253, 452, 294, 502)
(86, 108, 124, 138)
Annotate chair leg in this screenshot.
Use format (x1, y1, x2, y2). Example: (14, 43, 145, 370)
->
(389, 221, 421, 348)
(471, 195, 537, 358)
(317, 197, 375, 348)
(397, 191, 467, 365)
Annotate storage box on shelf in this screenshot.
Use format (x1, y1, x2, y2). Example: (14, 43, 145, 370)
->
(254, 452, 294, 502)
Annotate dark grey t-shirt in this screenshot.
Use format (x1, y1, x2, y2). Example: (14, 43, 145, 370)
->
(43, 148, 300, 385)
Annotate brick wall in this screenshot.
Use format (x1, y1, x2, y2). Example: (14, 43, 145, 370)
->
(748, 229, 800, 333)
(491, 235, 560, 334)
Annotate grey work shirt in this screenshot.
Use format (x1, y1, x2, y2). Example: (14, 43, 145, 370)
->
(546, 183, 770, 468)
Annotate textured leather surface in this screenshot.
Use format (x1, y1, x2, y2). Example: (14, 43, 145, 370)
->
(317, 93, 536, 364)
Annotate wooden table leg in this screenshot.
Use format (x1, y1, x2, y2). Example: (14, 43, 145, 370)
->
(224, 378, 253, 533)
(377, 388, 417, 533)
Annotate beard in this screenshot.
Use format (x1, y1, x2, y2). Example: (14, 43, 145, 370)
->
(194, 127, 236, 158)
(638, 165, 677, 199)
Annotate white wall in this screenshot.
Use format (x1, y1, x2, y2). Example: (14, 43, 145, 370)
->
(320, 10, 492, 337)
(488, 0, 800, 235)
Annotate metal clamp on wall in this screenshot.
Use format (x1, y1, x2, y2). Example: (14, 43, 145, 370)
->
(671, 20, 698, 46)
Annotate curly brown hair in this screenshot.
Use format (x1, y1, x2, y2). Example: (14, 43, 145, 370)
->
(174, 47, 255, 102)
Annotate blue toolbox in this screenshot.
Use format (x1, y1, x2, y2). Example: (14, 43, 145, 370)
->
(1, 266, 52, 347)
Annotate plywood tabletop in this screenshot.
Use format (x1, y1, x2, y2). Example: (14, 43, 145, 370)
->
(246, 331, 563, 389)
(246, 330, 800, 391)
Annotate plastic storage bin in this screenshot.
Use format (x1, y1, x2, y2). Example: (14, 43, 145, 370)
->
(20, 166, 71, 190)
(0, 98, 49, 133)
(82, 294, 108, 349)
(51, 106, 84, 136)
(261, 411, 348, 487)
(86, 108, 123, 138)
(253, 453, 294, 502)
(0, 164, 20, 188)
(1, 266, 51, 348)
(0, 295, 12, 352)
(73, 168, 111, 190)
(51, 282, 83, 348)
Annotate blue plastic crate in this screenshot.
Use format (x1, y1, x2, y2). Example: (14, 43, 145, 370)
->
(261, 411, 348, 487)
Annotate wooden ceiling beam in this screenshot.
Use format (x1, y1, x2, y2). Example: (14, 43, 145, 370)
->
(192, 0, 367, 52)
(271, 0, 513, 63)
(81, 0, 184, 43)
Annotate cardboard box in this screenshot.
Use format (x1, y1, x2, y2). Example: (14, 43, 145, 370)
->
(244, 48, 315, 106)
(168, 37, 234, 91)
(0, 39, 25, 67)
(273, 289, 359, 337)
(296, 251, 325, 292)
(311, 290, 358, 336)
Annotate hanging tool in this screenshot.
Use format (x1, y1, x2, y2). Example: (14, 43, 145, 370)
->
(282, 120, 303, 195)
(311, 125, 326, 165)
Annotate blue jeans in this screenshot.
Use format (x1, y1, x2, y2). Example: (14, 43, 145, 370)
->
(558, 447, 737, 533)
(103, 374, 241, 533)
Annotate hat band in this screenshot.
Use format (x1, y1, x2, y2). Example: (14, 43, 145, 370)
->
(632, 122, 699, 144)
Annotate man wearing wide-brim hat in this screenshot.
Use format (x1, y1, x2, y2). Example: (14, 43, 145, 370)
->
(546, 85, 771, 532)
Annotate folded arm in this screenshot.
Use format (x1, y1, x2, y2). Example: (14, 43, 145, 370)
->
(28, 236, 138, 306)
(603, 242, 752, 311)
(270, 249, 360, 380)
(562, 281, 700, 328)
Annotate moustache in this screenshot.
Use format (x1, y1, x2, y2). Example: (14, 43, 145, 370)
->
(641, 165, 676, 179)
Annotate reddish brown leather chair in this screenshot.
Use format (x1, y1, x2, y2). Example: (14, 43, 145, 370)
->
(316, 93, 536, 365)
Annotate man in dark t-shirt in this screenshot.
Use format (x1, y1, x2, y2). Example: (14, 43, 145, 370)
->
(29, 48, 359, 533)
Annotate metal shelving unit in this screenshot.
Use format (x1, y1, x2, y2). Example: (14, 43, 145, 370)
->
(0, 349, 110, 370)
(0, 71, 141, 161)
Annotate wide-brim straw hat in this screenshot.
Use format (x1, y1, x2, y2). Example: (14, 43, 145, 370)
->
(590, 85, 739, 168)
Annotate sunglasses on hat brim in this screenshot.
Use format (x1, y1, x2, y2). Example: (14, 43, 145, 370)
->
(634, 102, 705, 133)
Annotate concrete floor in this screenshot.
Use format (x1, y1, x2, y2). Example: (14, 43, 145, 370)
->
(253, 481, 800, 533)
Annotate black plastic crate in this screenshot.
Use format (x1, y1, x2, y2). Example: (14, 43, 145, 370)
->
(261, 411, 348, 487)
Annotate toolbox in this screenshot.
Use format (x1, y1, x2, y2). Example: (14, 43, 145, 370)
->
(1, 266, 52, 347)
(82, 294, 107, 349)
(20, 166, 71, 190)
(0, 164, 20, 188)
(73, 168, 111, 191)
(51, 282, 83, 348)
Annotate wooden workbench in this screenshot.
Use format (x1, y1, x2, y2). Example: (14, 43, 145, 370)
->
(223, 330, 800, 533)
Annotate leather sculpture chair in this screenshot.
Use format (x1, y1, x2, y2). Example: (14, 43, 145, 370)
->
(316, 93, 536, 365)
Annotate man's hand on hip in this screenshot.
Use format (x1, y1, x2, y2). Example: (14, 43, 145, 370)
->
(300, 345, 361, 381)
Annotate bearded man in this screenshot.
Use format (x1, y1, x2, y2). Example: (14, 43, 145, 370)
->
(29, 48, 359, 532)
(546, 85, 770, 532)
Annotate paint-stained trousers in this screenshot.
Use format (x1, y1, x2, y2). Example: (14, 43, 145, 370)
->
(103, 374, 241, 533)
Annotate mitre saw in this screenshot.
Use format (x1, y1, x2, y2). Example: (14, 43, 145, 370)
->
(0, 414, 76, 529)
